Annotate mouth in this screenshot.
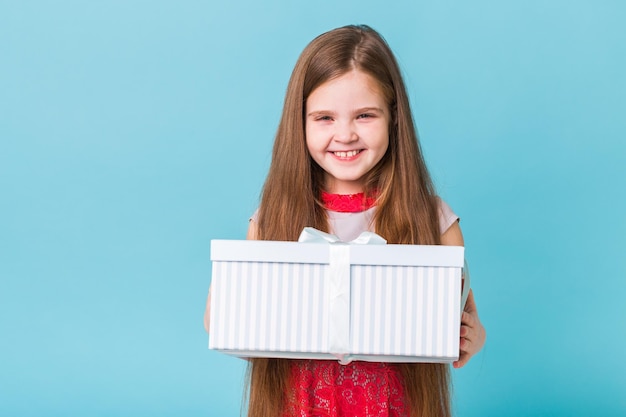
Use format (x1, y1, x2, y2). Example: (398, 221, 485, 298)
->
(331, 149, 362, 158)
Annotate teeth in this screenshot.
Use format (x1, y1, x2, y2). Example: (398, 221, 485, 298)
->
(334, 150, 359, 158)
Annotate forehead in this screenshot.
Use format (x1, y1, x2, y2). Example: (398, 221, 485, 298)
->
(306, 70, 386, 107)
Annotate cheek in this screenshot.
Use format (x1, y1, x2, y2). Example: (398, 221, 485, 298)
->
(305, 125, 326, 151)
(375, 129, 390, 161)
(305, 134, 321, 158)
(378, 141, 390, 163)
(376, 125, 390, 150)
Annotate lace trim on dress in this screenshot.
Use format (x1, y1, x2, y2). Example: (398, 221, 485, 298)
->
(321, 191, 377, 213)
(284, 360, 407, 417)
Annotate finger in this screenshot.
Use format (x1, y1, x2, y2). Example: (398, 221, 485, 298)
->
(460, 324, 470, 338)
(459, 336, 472, 352)
(461, 311, 476, 328)
(459, 337, 467, 351)
(453, 351, 470, 369)
(460, 326, 485, 357)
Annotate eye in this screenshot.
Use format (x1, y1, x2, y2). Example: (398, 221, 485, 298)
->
(316, 115, 333, 121)
(357, 113, 375, 119)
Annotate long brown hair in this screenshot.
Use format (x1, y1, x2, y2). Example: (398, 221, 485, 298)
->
(251, 25, 450, 417)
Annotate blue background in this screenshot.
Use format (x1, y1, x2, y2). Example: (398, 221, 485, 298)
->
(1, 1, 624, 416)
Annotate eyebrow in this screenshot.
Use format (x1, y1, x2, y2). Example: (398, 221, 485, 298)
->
(306, 107, 385, 117)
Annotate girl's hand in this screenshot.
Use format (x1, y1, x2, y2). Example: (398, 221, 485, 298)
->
(453, 289, 485, 368)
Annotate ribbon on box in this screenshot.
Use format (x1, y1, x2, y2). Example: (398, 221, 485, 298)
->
(298, 227, 386, 364)
(298, 227, 387, 246)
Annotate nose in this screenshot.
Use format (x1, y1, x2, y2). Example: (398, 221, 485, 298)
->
(333, 120, 358, 143)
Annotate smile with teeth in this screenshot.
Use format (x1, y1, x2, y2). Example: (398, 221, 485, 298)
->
(332, 150, 362, 158)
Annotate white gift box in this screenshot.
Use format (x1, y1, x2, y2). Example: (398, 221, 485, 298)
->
(209, 234, 467, 364)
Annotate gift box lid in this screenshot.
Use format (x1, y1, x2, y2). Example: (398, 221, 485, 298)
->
(211, 239, 464, 268)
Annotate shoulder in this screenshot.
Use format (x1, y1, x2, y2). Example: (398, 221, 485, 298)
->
(247, 219, 259, 240)
(248, 209, 260, 240)
(436, 197, 463, 246)
(250, 208, 259, 223)
(440, 220, 464, 246)
(436, 197, 460, 236)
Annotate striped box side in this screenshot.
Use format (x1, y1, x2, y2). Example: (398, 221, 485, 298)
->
(209, 261, 330, 354)
(350, 265, 462, 359)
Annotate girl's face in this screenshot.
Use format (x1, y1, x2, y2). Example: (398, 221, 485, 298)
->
(305, 69, 390, 194)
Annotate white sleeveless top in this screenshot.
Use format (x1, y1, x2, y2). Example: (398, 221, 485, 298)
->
(252, 198, 458, 242)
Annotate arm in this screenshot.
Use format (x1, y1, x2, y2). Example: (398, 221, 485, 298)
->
(440, 221, 486, 368)
(204, 220, 259, 333)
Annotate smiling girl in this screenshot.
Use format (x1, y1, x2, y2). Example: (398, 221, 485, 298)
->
(205, 24, 485, 417)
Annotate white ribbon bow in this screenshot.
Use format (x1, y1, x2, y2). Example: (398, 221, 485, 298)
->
(298, 227, 387, 245)
(298, 227, 386, 364)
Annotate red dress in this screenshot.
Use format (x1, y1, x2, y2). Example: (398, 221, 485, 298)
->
(285, 360, 407, 416)
(283, 192, 408, 417)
